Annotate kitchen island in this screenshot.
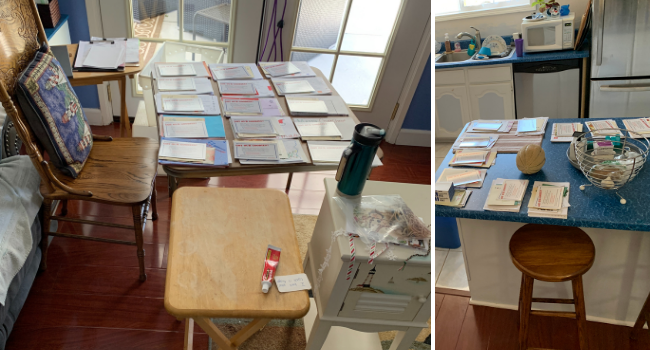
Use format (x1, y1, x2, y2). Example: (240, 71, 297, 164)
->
(435, 117, 650, 326)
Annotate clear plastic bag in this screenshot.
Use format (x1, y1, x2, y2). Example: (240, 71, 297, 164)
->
(333, 195, 431, 246)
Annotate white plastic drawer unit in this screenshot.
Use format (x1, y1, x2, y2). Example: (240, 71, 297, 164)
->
(338, 262, 430, 321)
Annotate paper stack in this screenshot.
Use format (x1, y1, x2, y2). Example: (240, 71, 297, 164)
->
(293, 117, 356, 140)
(271, 77, 332, 96)
(294, 121, 342, 141)
(155, 94, 221, 115)
(286, 96, 349, 116)
(220, 97, 284, 118)
(456, 134, 498, 149)
(238, 139, 309, 165)
(437, 168, 487, 188)
(516, 117, 549, 136)
(230, 116, 299, 139)
(90, 37, 140, 66)
(551, 123, 583, 142)
(307, 141, 382, 167)
(153, 62, 211, 80)
(160, 115, 225, 138)
(483, 178, 528, 212)
(435, 189, 473, 208)
(156, 77, 214, 95)
(233, 140, 282, 161)
(259, 61, 316, 78)
(467, 120, 515, 133)
(622, 118, 650, 138)
(584, 119, 623, 137)
(527, 182, 570, 219)
(449, 149, 497, 168)
(209, 63, 264, 80)
(158, 138, 230, 167)
(217, 80, 275, 98)
(74, 40, 126, 71)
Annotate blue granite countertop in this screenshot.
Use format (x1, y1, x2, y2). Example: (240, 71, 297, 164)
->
(435, 36, 589, 70)
(435, 118, 650, 232)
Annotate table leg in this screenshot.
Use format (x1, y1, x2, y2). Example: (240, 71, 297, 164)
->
(184, 318, 194, 350)
(230, 318, 270, 346)
(168, 175, 178, 197)
(285, 172, 294, 194)
(118, 76, 132, 137)
(388, 327, 421, 350)
(194, 317, 270, 350)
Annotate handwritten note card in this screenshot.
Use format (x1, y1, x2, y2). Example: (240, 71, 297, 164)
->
(274, 274, 311, 293)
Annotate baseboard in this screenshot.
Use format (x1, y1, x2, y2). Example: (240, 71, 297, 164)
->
(435, 287, 471, 297)
(84, 108, 104, 126)
(468, 299, 638, 327)
(395, 129, 431, 147)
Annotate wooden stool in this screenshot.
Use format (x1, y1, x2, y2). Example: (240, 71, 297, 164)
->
(509, 224, 595, 350)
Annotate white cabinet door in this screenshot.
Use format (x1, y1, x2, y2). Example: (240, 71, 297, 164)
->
(468, 83, 515, 121)
(435, 85, 471, 140)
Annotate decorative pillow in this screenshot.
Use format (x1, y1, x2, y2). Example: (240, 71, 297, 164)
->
(16, 44, 92, 178)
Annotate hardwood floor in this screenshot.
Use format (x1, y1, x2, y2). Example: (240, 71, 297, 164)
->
(6, 123, 431, 349)
(435, 292, 650, 350)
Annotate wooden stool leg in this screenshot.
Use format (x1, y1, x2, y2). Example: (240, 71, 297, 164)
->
(631, 291, 650, 340)
(184, 318, 194, 350)
(132, 204, 147, 282)
(39, 199, 53, 272)
(151, 179, 158, 221)
(519, 274, 534, 350)
(572, 276, 589, 350)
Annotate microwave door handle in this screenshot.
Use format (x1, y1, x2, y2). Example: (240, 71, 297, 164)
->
(600, 85, 650, 92)
(596, 0, 605, 65)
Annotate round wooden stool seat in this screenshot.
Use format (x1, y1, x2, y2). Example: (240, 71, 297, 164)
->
(509, 224, 595, 282)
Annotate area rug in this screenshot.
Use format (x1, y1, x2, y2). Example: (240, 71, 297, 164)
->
(132, 14, 164, 67)
(209, 215, 431, 349)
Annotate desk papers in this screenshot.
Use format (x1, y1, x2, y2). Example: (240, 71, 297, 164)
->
(551, 123, 583, 142)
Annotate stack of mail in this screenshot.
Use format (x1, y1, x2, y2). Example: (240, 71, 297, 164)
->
(238, 139, 309, 165)
(584, 119, 623, 137)
(448, 149, 497, 168)
(515, 117, 549, 136)
(230, 116, 299, 139)
(259, 61, 316, 78)
(271, 77, 331, 96)
(158, 138, 230, 167)
(527, 182, 570, 219)
(455, 134, 498, 150)
(435, 189, 472, 208)
(209, 63, 264, 80)
(286, 96, 349, 116)
(156, 77, 214, 95)
(437, 168, 487, 188)
(622, 118, 650, 139)
(155, 94, 221, 115)
(483, 178, 528, 212)
(551, 123, 583, 142)
(466, 120, 515, 133)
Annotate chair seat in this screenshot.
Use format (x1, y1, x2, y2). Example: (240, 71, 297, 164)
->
(52, 137, 159, 204)
(509, 224, 595, 282)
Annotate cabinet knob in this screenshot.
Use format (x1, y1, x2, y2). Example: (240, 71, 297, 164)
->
(418, 296, 428, 303)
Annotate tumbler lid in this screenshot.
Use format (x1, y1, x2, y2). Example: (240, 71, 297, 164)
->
(353, 123, 385, 146)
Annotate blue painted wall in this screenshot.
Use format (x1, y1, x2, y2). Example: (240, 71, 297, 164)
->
(57, 0, 100, 109)
(401, 55, 431, 131)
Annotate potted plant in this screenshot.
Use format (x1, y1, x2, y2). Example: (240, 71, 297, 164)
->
(532, 0, 561, 17)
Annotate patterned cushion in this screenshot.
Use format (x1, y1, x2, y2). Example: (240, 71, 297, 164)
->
(16, 44, 92, 178)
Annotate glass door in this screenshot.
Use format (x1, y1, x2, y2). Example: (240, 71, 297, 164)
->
(289, 0, 404, 108)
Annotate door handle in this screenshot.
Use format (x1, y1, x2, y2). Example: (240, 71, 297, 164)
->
(600, 85, 650, 92)
(596, 0, 605, 66)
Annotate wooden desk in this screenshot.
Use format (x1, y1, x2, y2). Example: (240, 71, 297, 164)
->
(165, 187, 309, 349)
(159, 67, 383, 196)
(66, 43, 146, 137)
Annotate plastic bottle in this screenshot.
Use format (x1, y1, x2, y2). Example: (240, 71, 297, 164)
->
(515, 33, 524, 58)
(444, 33, 452, 53)
(467, 39, 476, 56)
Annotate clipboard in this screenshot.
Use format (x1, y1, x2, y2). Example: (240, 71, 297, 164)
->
(72, 42, 125, 72)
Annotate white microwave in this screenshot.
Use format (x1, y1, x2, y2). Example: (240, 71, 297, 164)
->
(522, 13, 575, 53)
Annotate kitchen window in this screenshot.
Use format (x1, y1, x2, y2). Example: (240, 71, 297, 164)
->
(435, 0, 532, 21)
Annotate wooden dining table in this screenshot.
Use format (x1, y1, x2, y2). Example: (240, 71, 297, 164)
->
(65, 43, 148, 137)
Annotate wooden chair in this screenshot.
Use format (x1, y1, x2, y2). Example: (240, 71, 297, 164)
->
(0, 0, 159, 281)
(509, 224, 595, 350)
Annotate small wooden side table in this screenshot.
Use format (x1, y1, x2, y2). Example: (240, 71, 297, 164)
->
(304, 179, 431, 350)
(165, 187, 310, 349)
(65, 43, 146, 137)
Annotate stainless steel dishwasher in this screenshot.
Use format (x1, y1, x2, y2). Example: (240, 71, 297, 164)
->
(514, 59, 581, 119)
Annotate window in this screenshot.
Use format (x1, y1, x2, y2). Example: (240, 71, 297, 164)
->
(435, 0, 532, 21)
(289, 0, 404, 109)
(127, 0, 235, 94)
